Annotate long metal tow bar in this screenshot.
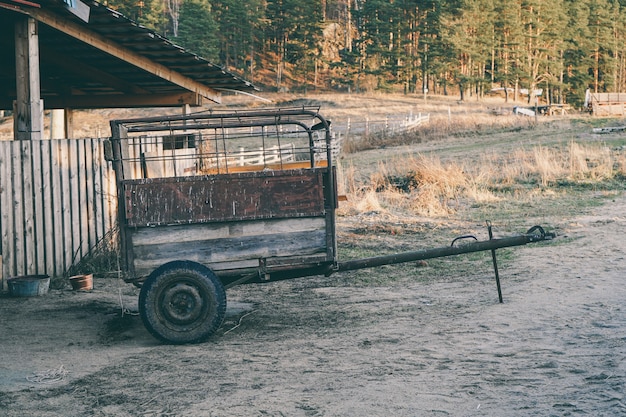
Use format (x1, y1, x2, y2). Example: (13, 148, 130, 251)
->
(336, 222, 556, 303)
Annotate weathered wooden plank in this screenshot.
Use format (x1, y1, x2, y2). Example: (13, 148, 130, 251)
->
(133, 258, 261, 277)
(131, 227, 328, 278)
(134, 253, 331, 279)
(14, 17, 43, 140)
(128, 137, 144, 180)
(0, 142, 13, 285)
(124, 169, 326, 226)
(83, 139, 96, 250)
(91, 139, 104, 243)
(52, 140, 67, 275)
(263, 254, 330, 267)
(131, 217, 326, 246)
(31, 140, 46, 274)
(77, 139, 88, 259)
(20, 141, 36, 274)
(9, 142, 23, 275)
(104, 156, 117, 233)
(120, 138, 133, 181)
(99, 139, 117, 243)
(67, 139, 78, 264)
(64, 139, 78, 268)
(131, 229, 326, 266)
(97, 139, 117, 242)
(41, 139, 57, 277)
(146, 136, 167, 178)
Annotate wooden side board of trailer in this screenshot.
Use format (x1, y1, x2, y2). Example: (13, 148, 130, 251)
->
(129, 217, 329, 279)
(123, 168, 328, 227)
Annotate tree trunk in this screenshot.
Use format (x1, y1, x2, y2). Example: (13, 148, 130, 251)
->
(166, 0, 180, 38)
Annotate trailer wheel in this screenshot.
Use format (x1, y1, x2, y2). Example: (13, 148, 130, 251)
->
(139, 260, 226, 344)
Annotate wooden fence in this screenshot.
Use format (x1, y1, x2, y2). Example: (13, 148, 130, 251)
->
(331, 112, 430, 141)
(0, 138, 117, 290)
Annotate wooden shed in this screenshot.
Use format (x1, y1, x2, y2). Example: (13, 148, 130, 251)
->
(586, 91, 626, 116)
(0, 0, 257, 288)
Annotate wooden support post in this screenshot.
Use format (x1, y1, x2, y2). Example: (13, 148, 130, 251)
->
(14, 16, 43, 140)
(50, 109, 64, 139)
(49, 108, 74, 139)
(64, 108, 74, 139)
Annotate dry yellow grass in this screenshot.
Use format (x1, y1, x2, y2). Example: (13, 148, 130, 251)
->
(338, 141, 626, 218)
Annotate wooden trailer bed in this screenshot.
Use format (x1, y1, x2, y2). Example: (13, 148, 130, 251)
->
(108, 107, 338, 290)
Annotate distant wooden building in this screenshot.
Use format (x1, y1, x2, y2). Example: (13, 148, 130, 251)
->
(0, 0, 257, 288)
(585, 91, 626, 116)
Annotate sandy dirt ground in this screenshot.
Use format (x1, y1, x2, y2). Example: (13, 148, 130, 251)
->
(1, 192, 625, 416)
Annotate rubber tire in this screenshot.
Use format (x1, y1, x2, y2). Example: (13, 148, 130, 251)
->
(139, 260, 226, 344)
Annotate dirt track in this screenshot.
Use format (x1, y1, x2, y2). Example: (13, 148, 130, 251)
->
(1, 193, 625, 416)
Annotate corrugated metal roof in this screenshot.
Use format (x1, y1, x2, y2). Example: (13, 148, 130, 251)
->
(0, 0, 258, 109)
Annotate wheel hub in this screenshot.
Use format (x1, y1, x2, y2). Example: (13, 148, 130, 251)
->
(161, 283, 204, 324)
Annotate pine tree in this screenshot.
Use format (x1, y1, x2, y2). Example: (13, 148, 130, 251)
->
(562, 0, 593, 105)
(587, 0, 616, 92)
(352, 0, 409, 90)
(411, 0, 448, 96)
(210, 0, 264, 78)
(139, 0, 168, 35)
(441, 0, 497, 100)
(610, 1, 626, 92)
(265, 0, 324, 89)
(97, 0, 626, 100)
(493, 0, 524, 102)
(176, 0, 220, 61)
(517, 0, 568, 104)
(103, 0, 143, 21)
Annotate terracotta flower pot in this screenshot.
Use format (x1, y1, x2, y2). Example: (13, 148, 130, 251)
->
(69, 274, 93, 291)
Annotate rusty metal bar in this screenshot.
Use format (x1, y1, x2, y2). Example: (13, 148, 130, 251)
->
(337, 235, 528, 271)
(336, 225, 555, 300)
(487, 221, 504, 303)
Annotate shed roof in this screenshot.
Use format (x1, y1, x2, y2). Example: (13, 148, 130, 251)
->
(0, 0, 257, 110)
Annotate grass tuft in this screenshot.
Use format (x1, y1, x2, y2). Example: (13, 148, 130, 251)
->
(338, 138, 626, 220)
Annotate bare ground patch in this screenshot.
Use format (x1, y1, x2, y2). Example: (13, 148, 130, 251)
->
(1, 193, 625, 415)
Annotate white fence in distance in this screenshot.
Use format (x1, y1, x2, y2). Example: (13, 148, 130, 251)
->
(331, 112, 430, 143)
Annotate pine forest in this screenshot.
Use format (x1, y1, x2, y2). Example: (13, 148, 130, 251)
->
(104, 0, 626, 107)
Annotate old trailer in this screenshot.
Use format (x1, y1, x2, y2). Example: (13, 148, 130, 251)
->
(106, 107, 554, 344)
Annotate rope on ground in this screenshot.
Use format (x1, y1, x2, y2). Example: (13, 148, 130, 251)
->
(119, 288, 139, 317)
(26, 365, 69, 384)
(223, 310, 256, 335)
